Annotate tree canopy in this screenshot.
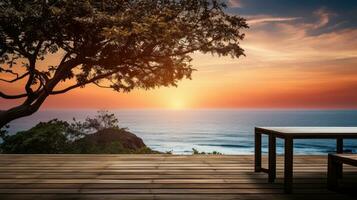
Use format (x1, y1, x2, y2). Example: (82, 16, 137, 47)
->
(0, 0, 248, 127)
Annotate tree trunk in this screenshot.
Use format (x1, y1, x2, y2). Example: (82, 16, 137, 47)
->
(0, 59, 81, 128)
(0, 105, 36, 128)
(0, 94, 48, 128)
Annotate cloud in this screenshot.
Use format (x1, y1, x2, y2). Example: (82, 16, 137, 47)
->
(227, 0, 243, 8)
(241, 6, 357, 63)
(245, 8, 333, 28)
(247, 16, 300, 25)
(311, 8, 335, 29)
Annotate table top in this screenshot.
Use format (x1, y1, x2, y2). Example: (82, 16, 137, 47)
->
(330, 154, 357, 165)
(256, 127, 357, 138)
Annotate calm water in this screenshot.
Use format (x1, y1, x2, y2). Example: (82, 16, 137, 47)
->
(6, 109, 357, 154)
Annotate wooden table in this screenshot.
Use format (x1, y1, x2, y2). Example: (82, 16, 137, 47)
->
(254, 127, 357, 193)
(328, 153, 357, 190)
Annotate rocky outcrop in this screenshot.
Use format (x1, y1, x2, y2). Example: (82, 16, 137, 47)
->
(81, 128, 147, 151)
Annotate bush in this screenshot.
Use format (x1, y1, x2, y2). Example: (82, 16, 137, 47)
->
(192, 148, 222, 155)
(0, 111, 159, 154)
(0, 120, 71, 154)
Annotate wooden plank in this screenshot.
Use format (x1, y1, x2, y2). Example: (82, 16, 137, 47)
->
(0, 183, 328, 189)
(0, 188, 343, 194)
(0, 194, 355, 200)
(0, 155, 356, 200)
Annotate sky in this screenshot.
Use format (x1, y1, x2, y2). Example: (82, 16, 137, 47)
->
(1, 0, 357, 110)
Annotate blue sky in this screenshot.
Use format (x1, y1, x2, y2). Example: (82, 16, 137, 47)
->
(227, 0, 357, 35)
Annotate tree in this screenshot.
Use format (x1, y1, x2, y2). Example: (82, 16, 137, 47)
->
(0, 0, 248, 128)
(70, 110, 127, 135)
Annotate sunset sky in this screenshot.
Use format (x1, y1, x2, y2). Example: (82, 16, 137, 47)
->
(1, 0, 357, 110)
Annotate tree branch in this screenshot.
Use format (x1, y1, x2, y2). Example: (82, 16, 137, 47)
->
(50, 68, 124, 95)
(0, 72, 29, 83)
(0, 67, 19, 77)
(0, 91, 27, 99)
(21, 40, 44, 96)
(24, 61, 35, 95)
(93, 82, 111, 88)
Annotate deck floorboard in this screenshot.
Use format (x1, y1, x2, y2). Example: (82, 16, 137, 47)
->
(0, 154, 356, 199)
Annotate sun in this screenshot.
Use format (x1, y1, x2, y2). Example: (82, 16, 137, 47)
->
(170, 99, 185, 110)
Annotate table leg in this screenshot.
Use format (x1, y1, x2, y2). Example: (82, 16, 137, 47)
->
(327, 154, 341, 190)
(268, 135, 276, 182)
(336, 138, 343, 153)
(284, 138, 293, 193)
(336, 138, 343, 178)
(255, 129, 262, 172)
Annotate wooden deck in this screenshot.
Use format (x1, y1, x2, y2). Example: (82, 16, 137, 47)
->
(0, 154, 356, 200)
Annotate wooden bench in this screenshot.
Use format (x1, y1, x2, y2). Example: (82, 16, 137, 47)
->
(328, 154, 357, 190)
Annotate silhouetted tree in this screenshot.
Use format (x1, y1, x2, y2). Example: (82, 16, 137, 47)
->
(70, 110, 127, 135)
(0, 0, 248, 127)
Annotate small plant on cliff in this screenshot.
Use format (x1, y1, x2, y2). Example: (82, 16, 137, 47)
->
(192, 148, 222, 155)
(70, 110, 127, 137)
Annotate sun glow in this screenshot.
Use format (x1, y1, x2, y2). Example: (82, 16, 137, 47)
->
(170, 99, 186, 110)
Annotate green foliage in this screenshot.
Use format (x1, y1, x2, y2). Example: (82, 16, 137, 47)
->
(72, 138, 158, 154)
(210, 151, 223, 155)
(192, 148, 222, 155)
(0, 0, 248, 127)
(72, 140, 126, 154)
(71, 110, 126, 135)
(134, 147, 161, 154)
(84, 110, 120, 131)
(0, 124, 8, 140)
(0, 120, 71, 154)
(192, 148, 201, 154)
(0, 111, 157, 154)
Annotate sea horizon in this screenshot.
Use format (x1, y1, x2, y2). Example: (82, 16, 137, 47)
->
(5, 108, 357, 155)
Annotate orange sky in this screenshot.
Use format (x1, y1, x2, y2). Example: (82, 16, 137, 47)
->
(1, 3, 357, 110)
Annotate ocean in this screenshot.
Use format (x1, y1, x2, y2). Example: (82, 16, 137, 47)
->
(6, 109, 357, 154)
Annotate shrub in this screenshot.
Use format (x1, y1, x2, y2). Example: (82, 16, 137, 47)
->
(0, 120, 71, 154)
(192, 148, 222, 155)
(0, 111, 158, 154)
